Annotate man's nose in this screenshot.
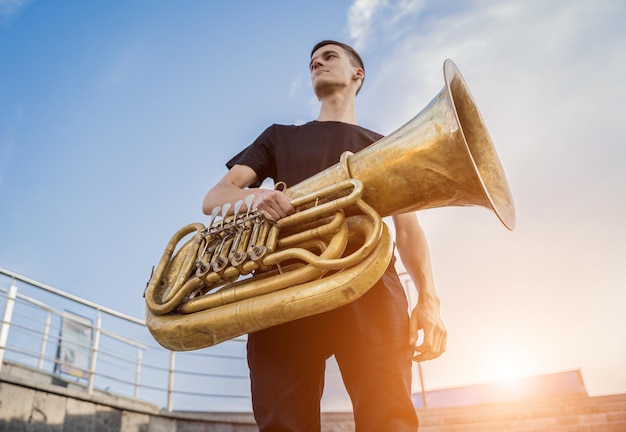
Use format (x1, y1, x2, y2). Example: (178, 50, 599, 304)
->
(311, 59, 323, 70)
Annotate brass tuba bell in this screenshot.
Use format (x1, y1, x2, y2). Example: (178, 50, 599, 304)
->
(144, 59, 515, 351)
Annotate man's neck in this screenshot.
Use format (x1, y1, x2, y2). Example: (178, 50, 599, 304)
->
(316, 92, 358, 125)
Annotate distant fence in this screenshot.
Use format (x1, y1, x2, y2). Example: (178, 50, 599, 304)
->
(0, 267, 252, 412)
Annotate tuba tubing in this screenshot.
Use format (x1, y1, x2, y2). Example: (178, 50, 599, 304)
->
(146, 220, 394, 351)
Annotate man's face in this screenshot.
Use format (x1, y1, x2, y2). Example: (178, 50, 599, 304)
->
(309, 44, 362, 98)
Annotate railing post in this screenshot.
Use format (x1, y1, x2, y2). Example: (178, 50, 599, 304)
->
(416, 361, 428, 408)
(38, 312, 52, 370)
(167, 350, 175, 412)
(87, 311, 102, 395)
(401, 273, 429, 408)
(0, 280, 18, 373)
(134, 348, 143, 398)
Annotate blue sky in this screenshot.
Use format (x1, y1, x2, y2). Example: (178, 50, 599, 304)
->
(1, 0, 625, 411)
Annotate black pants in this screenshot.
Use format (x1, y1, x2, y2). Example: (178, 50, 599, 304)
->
(247, 262, 419, 431)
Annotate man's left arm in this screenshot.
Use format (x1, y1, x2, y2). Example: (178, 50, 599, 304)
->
(392, 212, 447, 362)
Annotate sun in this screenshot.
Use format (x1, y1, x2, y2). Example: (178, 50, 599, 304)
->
(485, 342, 532, 382)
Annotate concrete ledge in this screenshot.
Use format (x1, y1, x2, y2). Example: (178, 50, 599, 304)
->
(0, 361, 258, 431)
(1, 363, 163, 415)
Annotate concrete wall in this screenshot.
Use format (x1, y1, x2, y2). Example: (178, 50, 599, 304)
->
(0, 361, 259, 432)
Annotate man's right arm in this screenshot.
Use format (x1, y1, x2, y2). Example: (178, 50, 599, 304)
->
(202, 164, 294, 221)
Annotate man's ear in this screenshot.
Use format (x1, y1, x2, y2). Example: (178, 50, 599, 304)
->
(353, 67, 364, 81)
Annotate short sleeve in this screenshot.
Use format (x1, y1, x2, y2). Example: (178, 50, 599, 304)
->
(226, 125, 278, 188)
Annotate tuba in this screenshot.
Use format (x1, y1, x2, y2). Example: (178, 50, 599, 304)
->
(144, 59, 515, 351)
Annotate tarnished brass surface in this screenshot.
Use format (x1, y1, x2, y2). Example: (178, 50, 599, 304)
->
(144, 59, 515, 351)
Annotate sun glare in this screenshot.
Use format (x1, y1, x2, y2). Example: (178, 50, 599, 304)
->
(486, 343, 531, 383)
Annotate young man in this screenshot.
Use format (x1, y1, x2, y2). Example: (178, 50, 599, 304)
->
(202, 40, 447, 431)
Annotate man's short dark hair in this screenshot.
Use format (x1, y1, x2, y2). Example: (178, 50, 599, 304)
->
(311, 40, 365, 93)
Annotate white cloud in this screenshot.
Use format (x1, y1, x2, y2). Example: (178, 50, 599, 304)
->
(0, 0, 31, 22)
(288, 77, 302, 98)
(384, 0, 426, 26)
(347, 0, 385, 51)
(347, 0, 429, 51)
(362, 0, 626, 147)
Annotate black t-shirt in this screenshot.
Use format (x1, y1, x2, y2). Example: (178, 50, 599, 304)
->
(226, 121, 383, 188)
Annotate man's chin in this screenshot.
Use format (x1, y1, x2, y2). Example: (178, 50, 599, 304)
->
(313, 80, 346, 98)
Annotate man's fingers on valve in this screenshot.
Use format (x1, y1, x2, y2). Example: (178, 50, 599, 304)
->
(262, 207, 280, 221)
(272, 192, 295, 216)
(254, 190, 294, 221)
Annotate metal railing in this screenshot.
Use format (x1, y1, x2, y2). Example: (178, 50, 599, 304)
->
(0, 267, 252, 412)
